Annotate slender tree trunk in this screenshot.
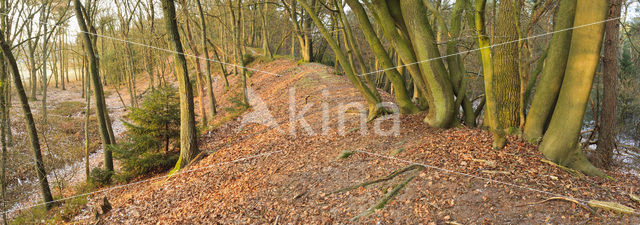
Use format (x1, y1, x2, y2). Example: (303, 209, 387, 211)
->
(29, 47, 37, 100)
(260, 0, 273, 59)
(161, 0, 199, 170)
(474, 0, 506, 149)
(182, 11, 208, 125)
(53, 35, 59, 89)
(4, 73, 10, 147)
(594, 0, 621, 169)
(0, 41, 9, 223)
(297, 0, 383, 119)
(84, 68, 91, 180)
(0, 30, 54, 210)
(345, 0, 418, 114)
(196, 0, 217, 117)
(75, 0, 115, 171)
(61, 33, 66, 90)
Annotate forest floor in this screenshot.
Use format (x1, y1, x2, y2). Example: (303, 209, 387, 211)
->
(9, 57, 640, 224)
(59, 57, 639, 224)
(5, 76, 140, 220)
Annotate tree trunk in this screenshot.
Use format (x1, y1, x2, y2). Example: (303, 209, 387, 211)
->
(399, 0, 455, 128)
(345, 0, 418, 114)
(523, 0, 577, 142)
(0, 30, 54, 210)
(61, 32, 66, 90)
(594, 0, 621, 169)
(538, 0, 608, 177)
(29, 47, 37, 101)
(492, 0, 521, 128)
(75, 0, 115, 171)
(161, 0, 199, 170)
(297, 0, 383, 119)
(85, 68, 91, 180)
(195, 0, 217, 117)
(181, 7, 208, 125)
(260, 0, 273, 59)
(0, 40, 9, 223)
(474, 0, 506, 149)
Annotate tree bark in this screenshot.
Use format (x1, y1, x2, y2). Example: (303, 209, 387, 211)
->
(75, 0, 115, 171)
(594, 0, 621, 169)
(399, 0, 455, 128)
(297, 0, 383, 119)
(474, 0, 506, 149)
(538, 0, 608, 177)
(492, 0, 521, 128)
(523, 0, 577, 142)
(180, 2, 208, 125)
(0, 29, 54, 210)
(345, 0, 418, 114)
(161, 0, 199, 170)
(195, 0, 217, 118)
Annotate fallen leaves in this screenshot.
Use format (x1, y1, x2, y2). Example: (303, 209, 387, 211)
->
(72, 58, 640, 225)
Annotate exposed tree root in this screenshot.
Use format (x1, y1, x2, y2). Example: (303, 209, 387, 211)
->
(540, 159, 585, 178)
(351, 175, 416, 221)
(517, 197, 597, 215)
(389, 147, 405, 156)
(333, 164, 425, 193)
(630, 193, 640, 204)
(587, 200, 638, 215)
(336, 150, 355, 160)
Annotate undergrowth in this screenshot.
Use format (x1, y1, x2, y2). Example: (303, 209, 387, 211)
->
(111, 86, 181, 183)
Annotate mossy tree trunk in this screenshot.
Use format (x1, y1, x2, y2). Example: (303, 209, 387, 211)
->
(492, 0, 521, 129)
(523, 0, 576, 142)
(399, 0, 455, 128)
(474, 0, 506, 149)
(538, 0, 608, 177)
(441, 0, 475, 126)
(0, 29, 54, 210)
(297, 0, 384, 119)
(75, 0, 115, 171)
(345, 0, 418, 114)
(161, 0, 199, 170)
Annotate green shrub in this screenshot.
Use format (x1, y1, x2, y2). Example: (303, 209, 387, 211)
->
(243, 53, 256, 64)
(89, 168, 114, 186)
(112, 86, 181, 181)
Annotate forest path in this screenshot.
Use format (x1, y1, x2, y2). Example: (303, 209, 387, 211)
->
(63, 59, 640, 224)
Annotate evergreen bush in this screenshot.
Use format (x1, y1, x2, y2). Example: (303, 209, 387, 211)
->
(111, 86, 181, 181)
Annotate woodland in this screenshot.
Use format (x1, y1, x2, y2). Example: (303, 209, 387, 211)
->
(0, 0, 639, 224)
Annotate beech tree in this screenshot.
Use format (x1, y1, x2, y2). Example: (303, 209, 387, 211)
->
(537, 0, 609, 176)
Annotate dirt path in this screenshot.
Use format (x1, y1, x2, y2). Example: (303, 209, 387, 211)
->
(69, 59, 639, 224)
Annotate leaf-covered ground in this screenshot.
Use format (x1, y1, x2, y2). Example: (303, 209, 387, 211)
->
(71, 58, 639, 224)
